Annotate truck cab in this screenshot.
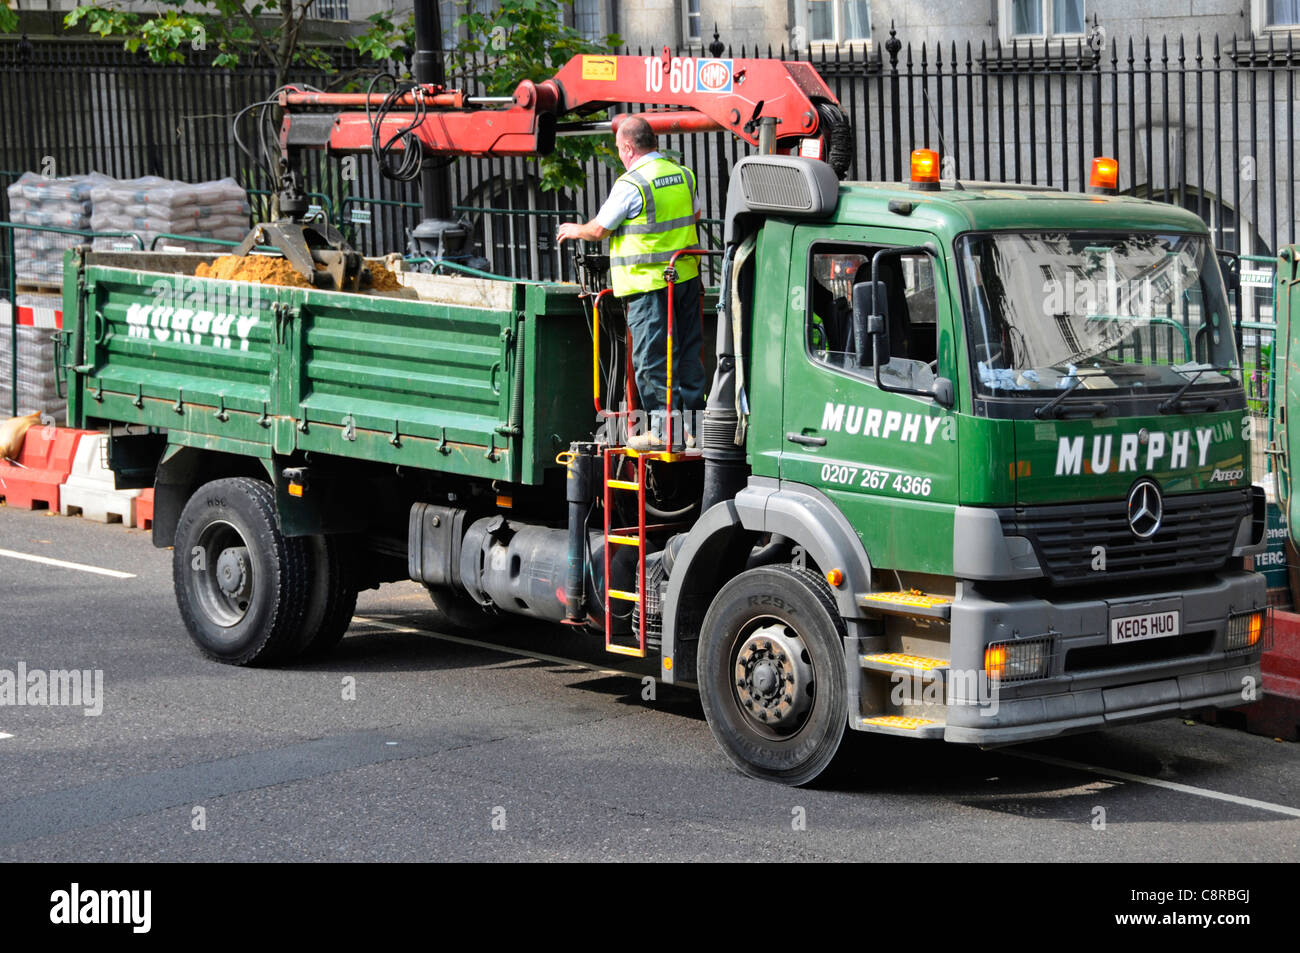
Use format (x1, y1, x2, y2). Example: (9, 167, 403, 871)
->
(662, 155, 1269, 782)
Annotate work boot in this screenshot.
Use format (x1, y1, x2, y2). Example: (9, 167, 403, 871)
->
(626, 431, 695, 452)
(627, 431, 666, 452)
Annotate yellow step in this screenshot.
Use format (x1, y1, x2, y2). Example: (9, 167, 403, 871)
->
(857, 590, 952, 621)
(607, 534, 641, 546)
(608, 588, 640, 602)
(860, 652, 949, 679)
(861, 715, 939, 731)
(605, 643, 647, 658)
(607, 479, 640, 491)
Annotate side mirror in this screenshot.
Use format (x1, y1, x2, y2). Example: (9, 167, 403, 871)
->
(932, 376, 955, 409)
(852, 280, 890, 368)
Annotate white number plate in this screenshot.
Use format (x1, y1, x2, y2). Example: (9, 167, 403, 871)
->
(1109, 610, 1181, 644)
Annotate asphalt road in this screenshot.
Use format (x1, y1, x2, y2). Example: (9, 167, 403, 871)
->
(1, 503, 1298, 862)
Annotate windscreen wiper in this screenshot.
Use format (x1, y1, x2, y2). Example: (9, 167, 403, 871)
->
(1158, 367, 1224, 414)
(1034, 371, 1111, 419)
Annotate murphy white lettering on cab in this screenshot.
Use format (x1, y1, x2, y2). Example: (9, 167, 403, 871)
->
(1054, 428, 1215, 476)
(820, 402, 947, 444)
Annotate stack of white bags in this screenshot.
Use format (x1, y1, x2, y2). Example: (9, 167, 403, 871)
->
(90, 176, 251, 252)
(5, 172, 110, 285)
(0, 294, 64, 424)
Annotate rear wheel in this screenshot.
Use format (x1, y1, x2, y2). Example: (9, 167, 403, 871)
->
(697, 565, 849, 785)
(295, 535, 359, 658)
(173, 477, 308, 666)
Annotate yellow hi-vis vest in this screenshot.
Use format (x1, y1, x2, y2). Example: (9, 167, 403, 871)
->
(608, 157, 700, 297)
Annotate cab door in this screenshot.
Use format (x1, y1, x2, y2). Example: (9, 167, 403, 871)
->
(779, 225, 961, 575)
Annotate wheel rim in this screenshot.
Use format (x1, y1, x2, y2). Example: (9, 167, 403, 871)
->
(193, 520, 256, 628)
(731, 619, 816, 739)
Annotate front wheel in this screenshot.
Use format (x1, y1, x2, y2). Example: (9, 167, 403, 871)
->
(697, 565, 849, 785)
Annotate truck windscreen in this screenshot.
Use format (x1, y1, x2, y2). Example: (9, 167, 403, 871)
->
(956, 231, 1240, 404)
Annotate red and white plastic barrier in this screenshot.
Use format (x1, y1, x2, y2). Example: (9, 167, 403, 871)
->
(59, 431, 142, 525)
(0, 425, 95, 511)
(136, 488, 155, 531)
(0, 298, 64, 328)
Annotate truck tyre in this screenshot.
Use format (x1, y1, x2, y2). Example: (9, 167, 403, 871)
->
(173, 477, 309, 666)
(295, 535, 359, 658)
(425, 585, 498, 632)
(697, 565, 849, 786)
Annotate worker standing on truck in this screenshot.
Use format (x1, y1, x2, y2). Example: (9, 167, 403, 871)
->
(556, 116, 706, 451)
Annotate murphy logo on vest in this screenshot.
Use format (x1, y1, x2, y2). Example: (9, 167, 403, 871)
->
(653, 173, 684, 188)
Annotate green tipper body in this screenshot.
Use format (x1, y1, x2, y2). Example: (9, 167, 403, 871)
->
(67, 256, 595, 485)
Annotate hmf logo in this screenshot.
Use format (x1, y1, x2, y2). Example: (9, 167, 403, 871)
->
(50, 884, 151, 934)
(696, 58, 733, 92)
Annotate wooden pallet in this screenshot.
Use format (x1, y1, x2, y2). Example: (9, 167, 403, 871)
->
(16, 281, 63, 296)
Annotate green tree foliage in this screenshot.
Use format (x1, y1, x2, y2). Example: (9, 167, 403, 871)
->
(64, 1, 338, 90)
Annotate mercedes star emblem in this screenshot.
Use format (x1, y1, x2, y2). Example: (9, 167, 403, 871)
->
(1127, 479, 1163, 539)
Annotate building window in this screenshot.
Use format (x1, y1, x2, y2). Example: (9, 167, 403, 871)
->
(1257, 0, 1300, 30)
(440, 1, 459, 49)
(314, 0, 349, 20)
(1004, 0, 1086, 41)
(573, 0, 604, 41)
(683, 0, 702, 45)
(806, 1, 871, 45)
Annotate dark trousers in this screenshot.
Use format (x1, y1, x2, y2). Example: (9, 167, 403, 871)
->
(622, 276, 706, 426)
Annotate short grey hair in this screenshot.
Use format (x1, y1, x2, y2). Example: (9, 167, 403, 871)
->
(618, 116, 656, 154)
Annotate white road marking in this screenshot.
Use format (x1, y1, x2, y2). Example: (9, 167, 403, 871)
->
(354, 615, 1299, 818)
(351, 615, 651, 681)
(0, 733, 12, 740)
(1006, 750, 1300, 819)
(0, 548, 136, 579)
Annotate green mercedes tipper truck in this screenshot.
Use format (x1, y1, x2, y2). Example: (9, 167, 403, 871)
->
(61, 154, 1270, 784)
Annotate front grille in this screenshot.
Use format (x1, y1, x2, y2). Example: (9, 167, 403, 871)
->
(999, 489, 1248, 586)
(1064, 630, 1216, 672)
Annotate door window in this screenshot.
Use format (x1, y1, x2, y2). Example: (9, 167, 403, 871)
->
(806, 244, 939, 392)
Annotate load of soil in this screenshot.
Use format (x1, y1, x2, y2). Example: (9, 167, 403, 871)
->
(195, 254, 405, 293)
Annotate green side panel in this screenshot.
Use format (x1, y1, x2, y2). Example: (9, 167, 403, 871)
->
(1010, 408, 1251, 504)
(74, 265, 278, 445)
(523, 283, 605, 482)
(956, 415, 1017, 506)
(69, 257, 603, 486)
(290, 283, 519, 480)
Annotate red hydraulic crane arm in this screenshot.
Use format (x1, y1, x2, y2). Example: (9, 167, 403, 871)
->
(278, 51, 845, 159)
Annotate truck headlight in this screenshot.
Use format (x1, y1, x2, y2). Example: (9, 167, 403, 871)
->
(1225, 610, 1268, 653)
(984, 638, 1053, 682)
